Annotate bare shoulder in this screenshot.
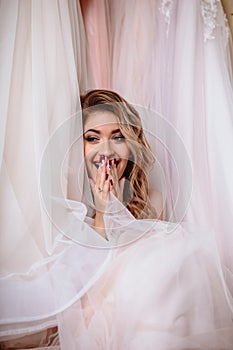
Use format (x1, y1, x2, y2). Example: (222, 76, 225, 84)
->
(149, 189, 165, 220)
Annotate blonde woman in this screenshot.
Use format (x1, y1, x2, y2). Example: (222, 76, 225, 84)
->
(81, 89, 164, 239)
(2, 89, 232, 349)
(63, 89, 233, 349)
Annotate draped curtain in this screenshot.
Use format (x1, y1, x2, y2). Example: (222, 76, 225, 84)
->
(0, 0, 233, 344)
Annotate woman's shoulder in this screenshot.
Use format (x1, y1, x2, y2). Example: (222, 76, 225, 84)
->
(149, 189, 164, 220)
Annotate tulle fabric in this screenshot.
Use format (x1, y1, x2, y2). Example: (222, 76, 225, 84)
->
(1, 0, 233, 348)
(166, 0, 233, 275)
(95, 0, 233, 274)
(0, 0, 110, 344)
(80, 0, 111, 89)
(56, 200, 233, 349)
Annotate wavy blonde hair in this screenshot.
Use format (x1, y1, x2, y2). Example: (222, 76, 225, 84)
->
(81, 89, 157, 219)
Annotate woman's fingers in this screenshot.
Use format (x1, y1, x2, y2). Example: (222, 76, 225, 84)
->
(95, 160, 106, 192)
(103, 173, 110, 195)
(99, 161, 107, 187)
(90, 159, 126, 210)
(109, 161, 125, 202)
(89, 161, 111, 213)
(109, 160, 117, 185)
(109, 162, 117, 196)
(89, 178, 95, 193)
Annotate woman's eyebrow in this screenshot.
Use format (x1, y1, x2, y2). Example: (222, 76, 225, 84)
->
(84, 128, 121, 134)
(84, 129, 100, 134)
(111, 128, 121, 134)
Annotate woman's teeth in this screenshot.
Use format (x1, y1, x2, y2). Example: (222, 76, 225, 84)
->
(93, 158, 119, 169)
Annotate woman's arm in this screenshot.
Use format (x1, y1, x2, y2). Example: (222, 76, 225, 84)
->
(93, 212, 108, 240)
(149, 189, 165, 220)
(90, 161, 125, 240)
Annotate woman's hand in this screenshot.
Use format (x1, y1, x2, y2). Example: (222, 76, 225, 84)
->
(108, 159, 125, 203)
(89, 159, 125, 214)
(89, 158, 126, 239)
(89, 159, 110, 214)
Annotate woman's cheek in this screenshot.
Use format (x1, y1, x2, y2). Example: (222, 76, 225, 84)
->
(84, 142, 91, 157)
(115, 143, 130, 159)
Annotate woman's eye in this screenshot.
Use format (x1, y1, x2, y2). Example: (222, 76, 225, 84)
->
(85, 136, 98, 142)
(113, 135, 125, 142)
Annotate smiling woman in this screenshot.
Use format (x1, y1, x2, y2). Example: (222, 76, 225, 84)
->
(51, 92, 233, 350)
(83, 110, 129, 184)
(1, 0, 233, 347)
(81, 89, 160, 238)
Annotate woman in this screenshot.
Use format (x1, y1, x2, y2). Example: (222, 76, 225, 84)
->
(81, 89, 164, 239)
(54, 89, 233, 349)
(1, 90, 233, 349)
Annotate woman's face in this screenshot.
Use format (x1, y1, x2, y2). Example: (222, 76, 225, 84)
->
(83, 110, 130, 181)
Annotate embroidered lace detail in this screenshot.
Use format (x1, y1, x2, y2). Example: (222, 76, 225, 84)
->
(159, 0, 230, 44)
(159, 0, 174, 35)
(221, 8, 230, 46)
(201, 0, 230, 43)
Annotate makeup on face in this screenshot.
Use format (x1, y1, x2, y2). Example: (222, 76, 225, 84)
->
(83, 110, 130, 181)
(94, 156, 119, 169)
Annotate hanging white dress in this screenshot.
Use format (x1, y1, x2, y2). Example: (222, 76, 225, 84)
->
(106, 0, 233, 276)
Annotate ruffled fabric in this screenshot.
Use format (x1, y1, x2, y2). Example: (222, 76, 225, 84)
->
(89, 0, 233, 274)
(56, 200, 233, 349)
(1, 0, 233, 348)
(0, 0, 109, 344)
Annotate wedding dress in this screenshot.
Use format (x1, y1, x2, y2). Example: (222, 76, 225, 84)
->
(1, 0, 233, 349)
(58, 210, 233, 349)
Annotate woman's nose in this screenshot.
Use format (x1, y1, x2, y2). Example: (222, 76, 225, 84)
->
(99, 140, 115, 158)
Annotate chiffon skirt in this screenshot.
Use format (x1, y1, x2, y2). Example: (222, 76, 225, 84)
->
(1, 0, 233, 348)
(2, 206, 233, 349)
(55, 211, 233, 349)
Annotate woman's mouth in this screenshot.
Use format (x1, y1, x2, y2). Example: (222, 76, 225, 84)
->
(93, 158, 120, 169)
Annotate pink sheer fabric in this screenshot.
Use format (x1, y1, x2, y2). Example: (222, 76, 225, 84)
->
(58, 219, 233, 349)
(1, 0, 233, 349)
(165, 0, 233, 275)
(84, 0, 233, 275)
(80, 0, 111, 89)
(0, 0, 110, 347)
